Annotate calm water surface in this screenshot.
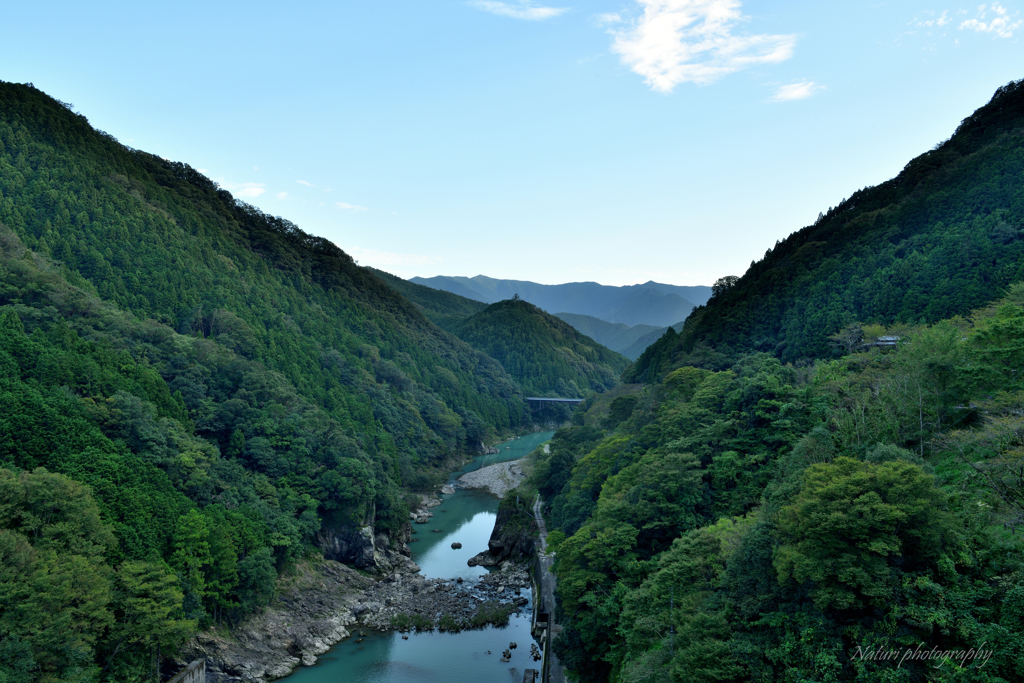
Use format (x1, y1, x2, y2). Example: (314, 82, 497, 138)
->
(284, 430, 555, 683)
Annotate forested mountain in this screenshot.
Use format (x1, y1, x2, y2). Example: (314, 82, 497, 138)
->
(534, 78, 1024, 683)
(448, 298, 628, 400)
(630, 78, 1024, 381)
(411, 275, 709, 327)
(0, 81, 538, 681)
(553, 312, 682, 360)
(369, 267, 487, 330)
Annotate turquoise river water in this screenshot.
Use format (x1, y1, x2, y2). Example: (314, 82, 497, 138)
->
(283, 430, 556, 683)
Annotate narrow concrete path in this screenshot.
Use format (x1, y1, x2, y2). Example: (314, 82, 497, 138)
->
(533, 495, 565, 683)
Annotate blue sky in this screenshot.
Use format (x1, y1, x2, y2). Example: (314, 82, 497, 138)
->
(3, 1, 1022, 286)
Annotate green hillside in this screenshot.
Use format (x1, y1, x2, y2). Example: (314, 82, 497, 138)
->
(539, 291, 1024, 682)
(0, 81, 532, 681)
(449, 298, 629, 399)
(630, 78, 1024, 381)
(369, 267, 487, 330)
(532, 78, 1024, 683)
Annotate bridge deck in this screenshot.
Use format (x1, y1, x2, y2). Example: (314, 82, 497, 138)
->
(525, 397, 584, 403)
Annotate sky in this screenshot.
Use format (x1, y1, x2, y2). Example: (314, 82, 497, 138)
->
(2, 1, 1022, 286)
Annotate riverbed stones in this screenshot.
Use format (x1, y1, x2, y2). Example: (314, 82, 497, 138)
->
(456, 458, 526, 498)
(355, 564, 533, 633)
(176, 559, 373, 682)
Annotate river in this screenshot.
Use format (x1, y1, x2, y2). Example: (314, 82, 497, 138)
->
(283, 430, 556, 683)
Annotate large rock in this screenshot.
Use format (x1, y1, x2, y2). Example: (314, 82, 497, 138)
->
(474, 440, 500, 455)
(457, 459, 526, 498)
(316, 523, 415, 574)
(316, 525, 376, 568)
(467, 504, 535, 567)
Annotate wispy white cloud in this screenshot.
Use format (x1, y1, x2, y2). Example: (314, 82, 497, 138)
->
(235, 183, 266, 198)
(276, 191, 288, 200)
(771, 80, 824, 102)
(349, 246, 441, 267)
(912, 9, 951, 28)
(597, 12, 623, 24)
(959, 2, 1022, 37)
(610, 0, 798, 93)
(336, 202, 368, 211)
(469, 1, 568, 20)
(296, 179, 333, 192)
(216, 180, 266, 198)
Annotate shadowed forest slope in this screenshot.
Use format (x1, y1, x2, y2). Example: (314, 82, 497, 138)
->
(449, 298, 629, 399)
(630, 78, 1024, 381)
(0, 80, 557, 682)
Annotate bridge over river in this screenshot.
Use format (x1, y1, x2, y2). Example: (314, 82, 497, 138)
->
(525, 397, 584, 408)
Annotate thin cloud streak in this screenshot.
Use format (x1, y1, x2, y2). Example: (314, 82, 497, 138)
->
(217, 180, 266, 198)
(771, 81, 824, 102)
(611, 0, 797, 92)
(469, 1, 568, 20)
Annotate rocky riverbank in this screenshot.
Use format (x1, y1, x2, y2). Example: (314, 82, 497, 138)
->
(179, 557, 534, 682)
(356, 562, 532, 631)
(457, 458, 526, 498)
(177, 559, 374, 682)
(177, 472, 536, 683)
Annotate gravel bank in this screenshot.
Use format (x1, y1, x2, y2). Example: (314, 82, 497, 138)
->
(457, 458, 526, 498)
(355, 563, 532, 631)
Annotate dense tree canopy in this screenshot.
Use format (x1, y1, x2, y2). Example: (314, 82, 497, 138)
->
(0, 80, 616, 681)
(629, 79, 1024, 380)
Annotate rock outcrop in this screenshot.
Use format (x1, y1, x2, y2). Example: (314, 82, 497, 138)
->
(467, 497, 536, 567)
(474, 440, 500, 455)
(457, 459, 526, 498)
(315, 524, 417, 574)
(177, 560, 374, 682)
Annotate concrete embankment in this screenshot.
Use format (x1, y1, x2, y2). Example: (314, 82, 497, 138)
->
(533, 495, 566, 683)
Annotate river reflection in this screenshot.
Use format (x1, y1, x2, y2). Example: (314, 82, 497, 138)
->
(283, 430, 555, 683)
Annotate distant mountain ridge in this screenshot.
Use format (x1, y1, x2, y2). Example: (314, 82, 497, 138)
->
(552, 312, 684, 360)
(410, 275, 711, 328)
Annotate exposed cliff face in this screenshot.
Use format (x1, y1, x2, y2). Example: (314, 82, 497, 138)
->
(315, 522, 416, 574)
(467, 497, 537, 567)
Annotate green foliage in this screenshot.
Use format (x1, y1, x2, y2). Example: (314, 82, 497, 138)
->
(391, 612, 434, 631)
(369, 267, 487, 330)
(546, 284, 1024, 682)
(465, 600, 514, 628)
(774, 457, 958, 611)
(0, 79, 606, 681)
(0, 467, 182, 683)
(629, 79, 1024, 380)
(450, 298, 628, 399)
